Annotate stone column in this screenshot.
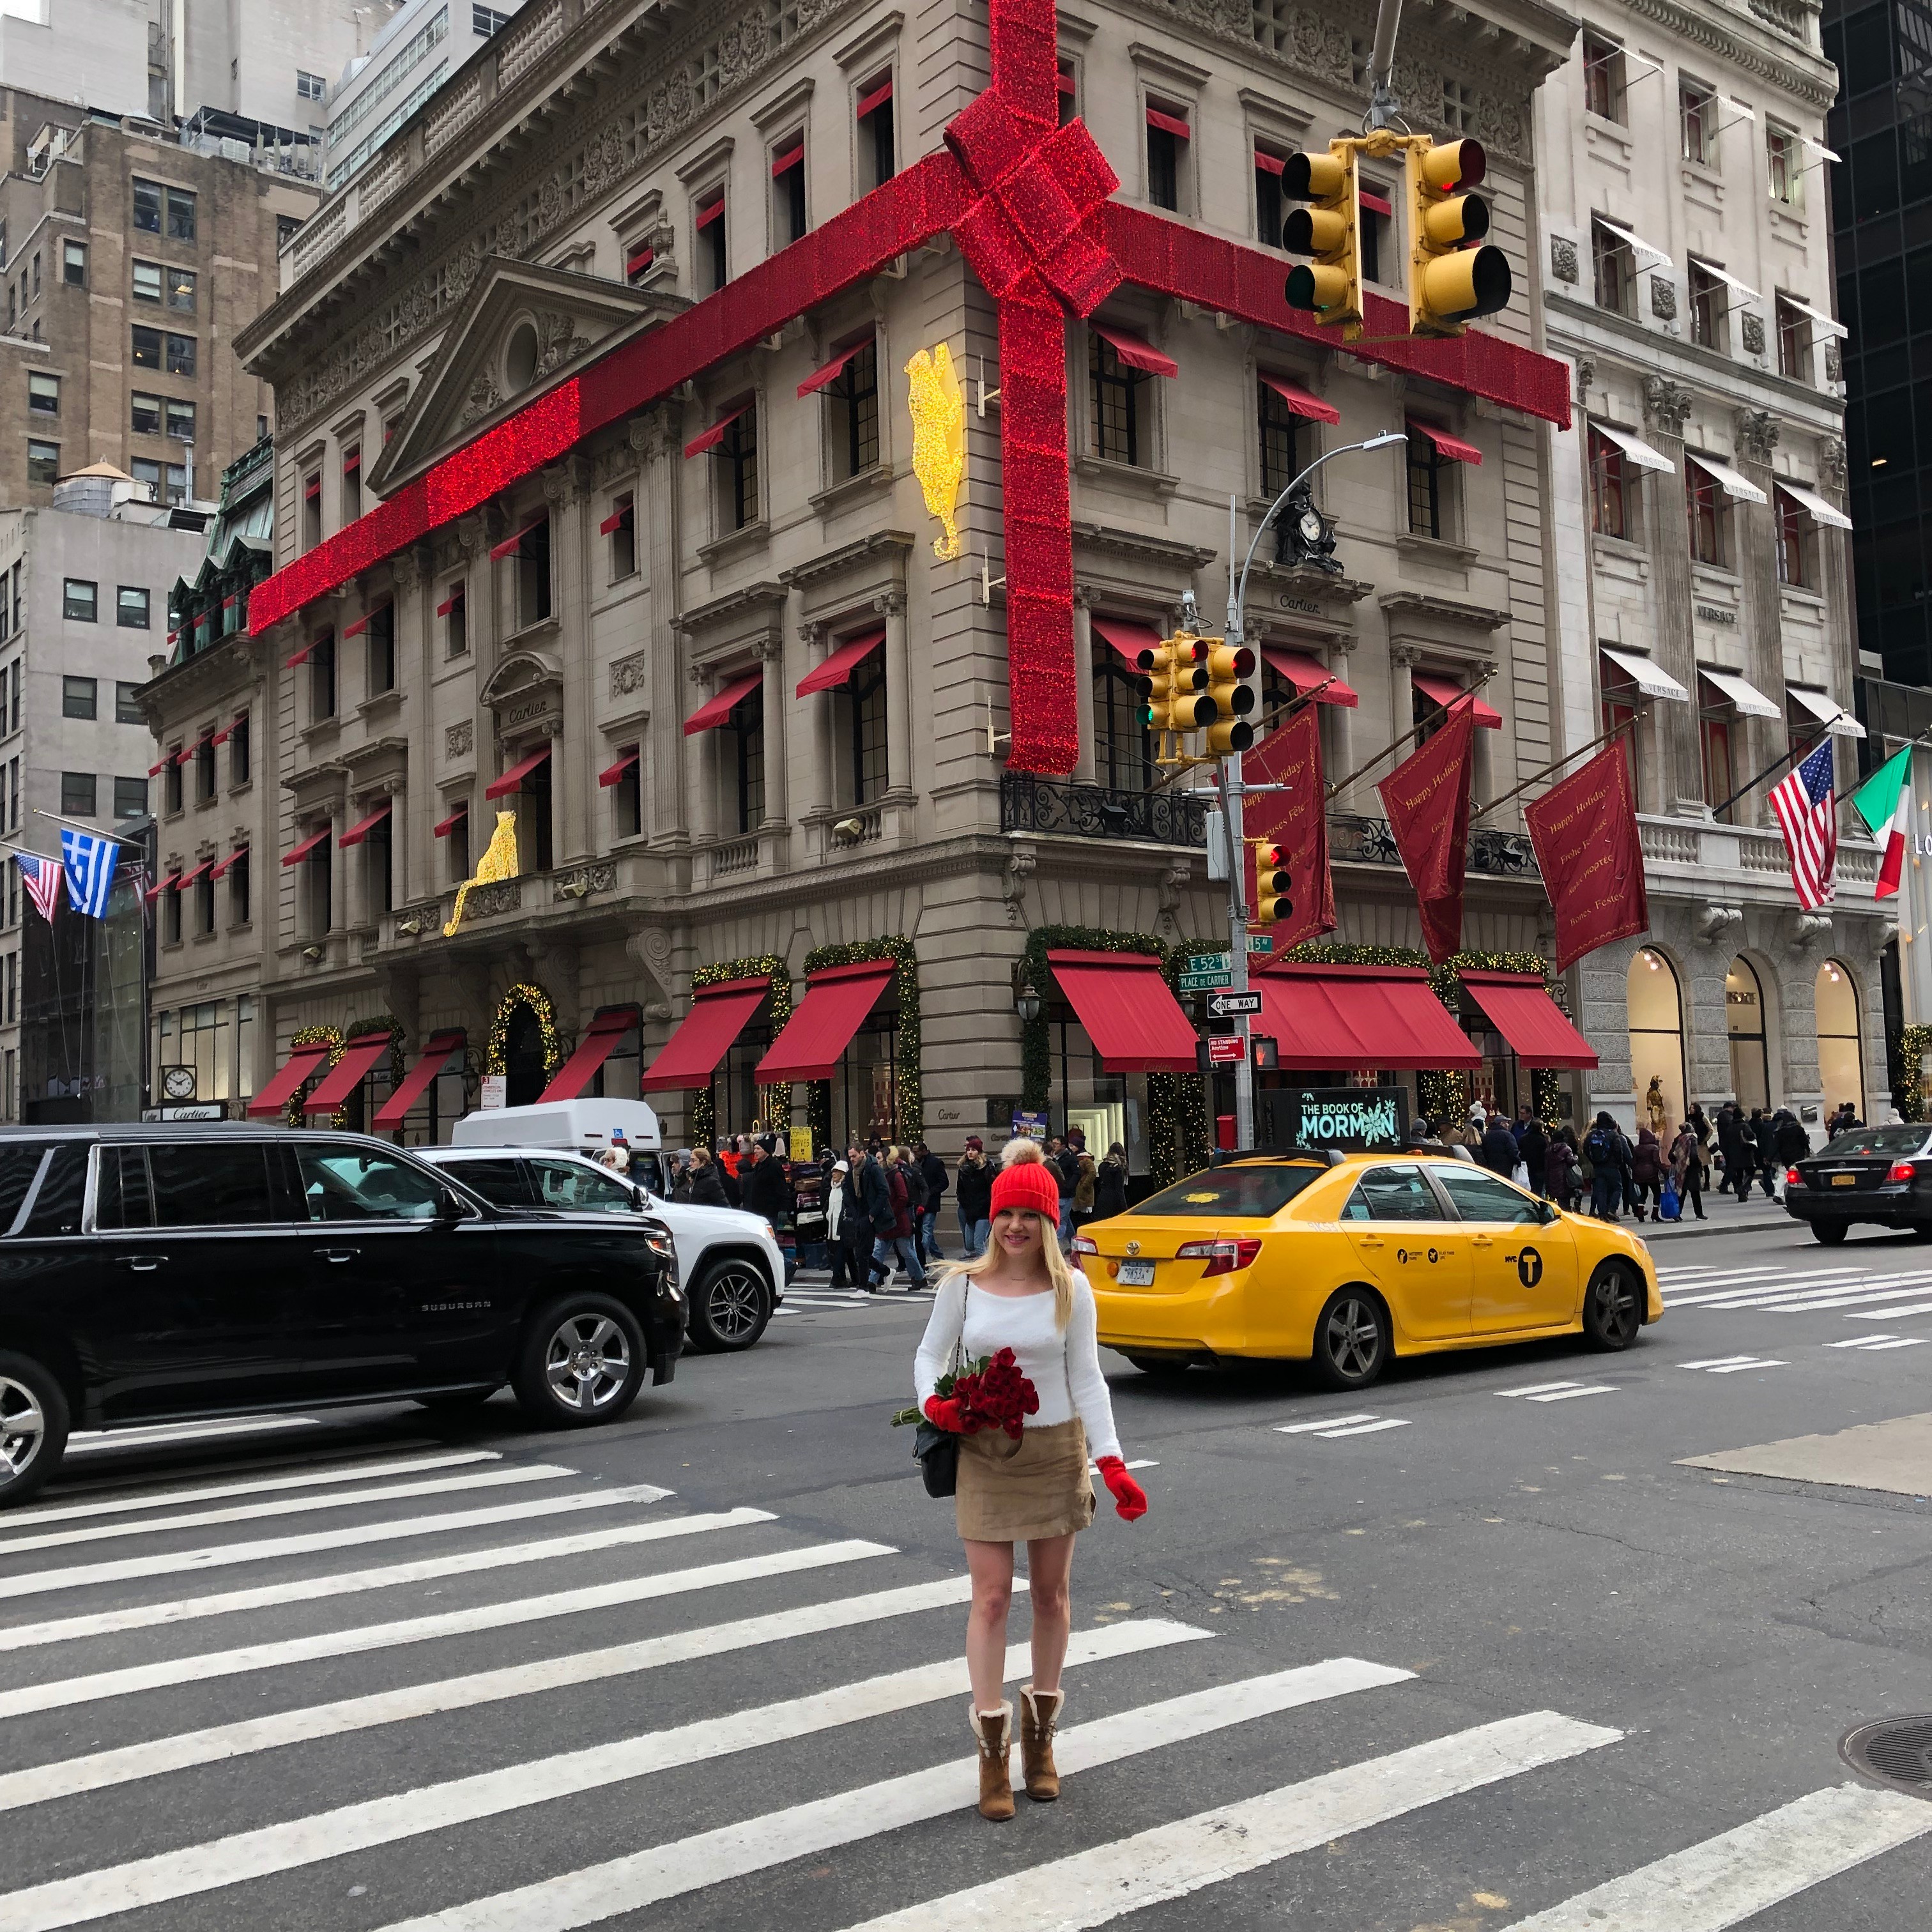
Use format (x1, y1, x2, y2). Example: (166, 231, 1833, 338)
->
(688, 664, 717, 847)
(1072, 592, 1096, 785)
(1641, 376, 1705, 816)
(1324, 634, 1356, 790)
(542, 461, 590, 864)
(756, 627, 788, 834)
(878, 588, 912, 797)
(1731, 407, 1786, 825)
(639, 411, 689, 851)
(1379, 645, 1416, 815)
(801, 621, 836, 818)
(392, 544, 426, 907)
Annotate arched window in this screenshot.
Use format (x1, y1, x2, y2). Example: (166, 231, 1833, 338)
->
(1726, 956, 1770, 1112)
(1627, 948, 1686, 1132)
(1816, 958, 1864, 1121)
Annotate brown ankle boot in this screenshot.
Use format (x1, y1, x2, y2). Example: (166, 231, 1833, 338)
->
(969, 1701, 1015, 1821)
(1020, 1685, 1062, 1800)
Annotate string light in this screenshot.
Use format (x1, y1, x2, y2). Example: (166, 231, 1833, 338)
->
(689, 954, 792, 1148)
(802, 937, 921, 1152)
(487, 983, 562, 1082)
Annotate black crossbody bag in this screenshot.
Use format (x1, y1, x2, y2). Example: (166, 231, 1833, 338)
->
(912, 1284, 965, 1498)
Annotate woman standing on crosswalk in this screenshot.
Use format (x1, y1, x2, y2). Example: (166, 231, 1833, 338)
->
(914, 1137, 1148, 1822)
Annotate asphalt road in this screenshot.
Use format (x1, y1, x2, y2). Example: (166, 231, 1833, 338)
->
(3, 1208, 1931, 1931)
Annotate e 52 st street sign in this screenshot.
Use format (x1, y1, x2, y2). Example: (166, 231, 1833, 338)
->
(1206, 991, 1263, 1018)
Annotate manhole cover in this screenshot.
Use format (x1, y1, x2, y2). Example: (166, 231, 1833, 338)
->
(1841, 1716, 1932, 1795)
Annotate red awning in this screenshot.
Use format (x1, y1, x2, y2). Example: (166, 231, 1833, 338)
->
(1046, 950, 1199, 1073)
(489, 518, 547, 562)
(641, 976, 770, 1091)
(857, 76, 893, 118)
(176, 858, 213, 889)
(145, 870, 181, 901)
(339, 801, 394, 848)
(436, 588, 464, 617)
(486, 744, 551, 799)
(598, 503, 632, 535)
(1460, 972, 1599, 1069)
(625, 245, 654, 277)
(1146, 107, 1190, 139)
(286, 636, 326, 668)
(146, 759, 167, 778)
(1091, 615, 1161, 664)
(302, 1031, 395, 1116)
(540, 1008, 640, 1102)
(245, 1040, 333, 1119)
(303, 476, 321, 501)
(372, 1029, 466, 1130)
(1091, 323, 1177, 379)
(433, 800, 468, 838)
(1254, 963, 1482, 1071)
(281, 824, 332, 868)
(755, 959, 896, 1084)
(684, 406, 749, 458)
(211, 845, 248, 879)
(1255, 148, 1285, 176)
(1407, 418, 1482, 465)
(1261, 645, 1358, 707)
(695, 195, 724, 230)
(1410, 671, 1502, 730)
(798, 341, 868, 398)
(343, 602, 388, 638)
(210, 718, 237, 746)
(684, 670, 763, 735)
(771, 143, 803, 177)
(1259, 373, 1340, 424)
(342, 450, 361, 475)
(599, 749, 639, 788)
(797, 627, 884, 696)
(1360, 188, 1393, 216)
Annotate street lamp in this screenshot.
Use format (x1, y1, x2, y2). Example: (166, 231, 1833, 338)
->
(1012, 970, 1041, 1024)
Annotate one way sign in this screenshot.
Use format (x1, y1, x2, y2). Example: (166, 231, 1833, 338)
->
(1206, 990, 1262, 1018)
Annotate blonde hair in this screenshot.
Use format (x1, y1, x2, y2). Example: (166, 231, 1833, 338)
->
(935, 1137, 1074, 1328)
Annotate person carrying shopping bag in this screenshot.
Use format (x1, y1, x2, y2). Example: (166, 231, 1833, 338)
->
(911, 1138, 1146, 1821)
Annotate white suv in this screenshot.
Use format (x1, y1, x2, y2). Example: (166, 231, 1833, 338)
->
(418, 1146, 784, 1352)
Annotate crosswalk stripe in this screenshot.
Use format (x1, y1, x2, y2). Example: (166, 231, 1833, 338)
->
(836, 1710, 1620, 1932)
(365, 1657, 1416, 1932)
(1712, 1282, 1932, 1312)
(63, 1416, 321, 1455)
(0, 1452, 503, 1530)
(1846, 1336, 1928, 1350)
(1664, 1273, 1890, 1308)
(0, 1535, 887, 1721)
(1849, 1299, 1932, 1319)
(1523, 1386, 1618, 1402)
(1319, 1418, 1411, 1436)
(1497, 1781, 1932, 1929)
(0, 1572, 983, 1813)
(0, 1480, 673, 1604)
(0, 1463, 571, 1556)
(1275, 1413, 1377, 1434)
(0, 1621, 1208, 1930)
(1706, 1360, 1787, 1374)
(1499, 1381, 1591, 1399)
(1679, 1357, 1760, 1370)
(0, 1504, 763, 1655)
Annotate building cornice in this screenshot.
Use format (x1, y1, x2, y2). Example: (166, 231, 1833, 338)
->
(1613, 0, 1836, 109)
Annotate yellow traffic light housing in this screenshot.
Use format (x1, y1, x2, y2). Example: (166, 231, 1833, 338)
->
(1138, 638, 1175, 736)
(1253, 840, 1289, 926)
(1281, 143, 1363, 334)
(1201, 641, 1257, 756)
(1165, 633, 1215, 732)
(1141, 632, 1208, 765)
(1406, 138, 1512, 337)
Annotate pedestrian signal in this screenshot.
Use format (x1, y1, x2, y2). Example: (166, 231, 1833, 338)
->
(1253, 839, 1289, 926)
(1406, 138, 1511, 337)
(1281, 144, 1362, 332)
(1201, 641, 1257, 756)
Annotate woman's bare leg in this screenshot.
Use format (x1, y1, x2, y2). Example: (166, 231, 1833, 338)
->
(963, 1537, 1016, 1710)
(1024, 1533, 1077, 1695)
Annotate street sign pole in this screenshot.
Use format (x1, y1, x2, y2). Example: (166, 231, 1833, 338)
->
(1221, 505, 1254, 1153)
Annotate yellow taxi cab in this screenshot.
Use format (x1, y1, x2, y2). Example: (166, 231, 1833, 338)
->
(1075, 1151, 1662, 1390)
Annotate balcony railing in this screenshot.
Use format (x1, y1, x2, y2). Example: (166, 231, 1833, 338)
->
(1001, 773, 1208, 847)
(1330, 813, 1541, 878)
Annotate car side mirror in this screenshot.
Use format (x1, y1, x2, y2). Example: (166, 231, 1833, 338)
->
(436, 1188, 465, 1222)
(1539, 1200, 1560, 1225)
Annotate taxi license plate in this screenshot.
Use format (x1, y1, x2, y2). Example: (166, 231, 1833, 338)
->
(1117, 1261, 1156, 1286)
(1832, 1172, 1857, 1186)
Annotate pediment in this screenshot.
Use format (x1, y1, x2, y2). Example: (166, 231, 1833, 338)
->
(369, 259, 685, 492)
(480, 646, 566, 710)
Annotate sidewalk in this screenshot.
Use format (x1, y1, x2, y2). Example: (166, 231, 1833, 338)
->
(1625, 1191, 1793, 1242)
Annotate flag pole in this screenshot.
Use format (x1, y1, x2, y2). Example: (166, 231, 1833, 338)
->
(1706, 724, 1831, 824)
(31, 809, 146, 848)
(1324, 670, 1498, 802)
(1466, 710, 1645, 827)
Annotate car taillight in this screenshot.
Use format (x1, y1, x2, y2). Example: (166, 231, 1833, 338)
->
(1785, 1167, 1805, 1187)
(1889, 1161, 1919, 1183)
(1175, 1236, 1263, 1276)
(1071, 1234, 1100, 1256)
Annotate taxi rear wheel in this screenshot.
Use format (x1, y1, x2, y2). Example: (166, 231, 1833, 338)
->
(1312, 1288, 1390, 1391)
(1581, 1263, 1643, 1351)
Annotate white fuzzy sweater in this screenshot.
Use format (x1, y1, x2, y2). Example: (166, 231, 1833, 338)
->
(914, 1271, 1121, 1462)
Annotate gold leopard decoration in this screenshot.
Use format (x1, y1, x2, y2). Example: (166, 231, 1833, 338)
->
(445, 808, 519, 937)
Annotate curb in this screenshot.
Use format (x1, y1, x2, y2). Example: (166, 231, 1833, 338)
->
(1634, 1204, 1795, 1243)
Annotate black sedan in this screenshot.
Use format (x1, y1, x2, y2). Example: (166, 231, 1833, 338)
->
(1782, 1124, 1932, 1243)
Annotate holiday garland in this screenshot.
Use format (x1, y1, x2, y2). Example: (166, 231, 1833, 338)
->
(1894, 1023, 1932, 1123)
(486, 983, 563, 1082)
(802, 935, 921, 1153)
(687, 954, 791, 1148)
(286, 1024, 344, 1128)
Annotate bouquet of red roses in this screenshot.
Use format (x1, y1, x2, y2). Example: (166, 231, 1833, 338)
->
(892, 1346, 1039, 1439)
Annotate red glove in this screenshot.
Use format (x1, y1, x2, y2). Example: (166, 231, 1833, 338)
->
(924, 1395, 971, 1433)
(1096, 1455, 1147, 1521)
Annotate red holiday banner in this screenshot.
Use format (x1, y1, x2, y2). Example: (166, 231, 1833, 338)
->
(1525, 738, 1649, 974)
(1243, 705, 1334, 949)
(1377, 698, 1477, 965)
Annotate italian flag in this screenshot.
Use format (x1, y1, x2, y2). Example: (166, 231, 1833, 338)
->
(1853, 744, 1913, 900)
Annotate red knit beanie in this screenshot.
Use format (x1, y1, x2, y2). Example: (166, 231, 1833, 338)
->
(990, 1138, 1062, 1220)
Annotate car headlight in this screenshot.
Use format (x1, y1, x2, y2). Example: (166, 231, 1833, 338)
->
(762, 1221, 778, 1241)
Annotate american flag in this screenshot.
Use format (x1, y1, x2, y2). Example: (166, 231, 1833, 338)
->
(1768, 738, 1838, 911)
(14, 852, 63, 924)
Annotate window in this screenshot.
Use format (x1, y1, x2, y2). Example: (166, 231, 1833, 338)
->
(1588, 429, 1630, 539)
(306, 836, 332, 936)
(858, 72, 895, 188)
(1089, 333, 1145, 466)
(60, 772, 96, 818)
(62, 676, 97, 720)
(1407, 436, 1452, 537)
(515, 518, 552, 625)
(132, 178, 163, 233)
(827, 342, 880, 482)
(529, 1158, 640, 1214)
(1777, 492, 1812, 588)
(277, 213, 302, 250)
(1259, 379, 1308, 497)
(231, 712, 250, 785)
(773, 141, 807, 244)
(132, 325, 161, 369)
(1433, 1165, 1543, 1225)
(165, 398, 195, 442)
(166, 266, 195, 312)
(443, 584, 468, 656)
(63, 579, 97, 622)
(163, 751, 182, 814)
(1583, 33, 1625, 123)
(27, 252, 36, 298)
(473, 3, 512, 34)
(1689, 261, 1726, 351)
(1699, 682, 1736, 819)
(843, 654, 887, 805)
(1358, 182, 1392, 284)
(229, 848, 250, 924)
(195, 863, 215, 935)
(447, 804, 470, 883)
(611, 744, 643, 838)
(162, 876, 183, 944)
(1767, 123, 1800, 205)
(165, 185, 195, 241)
(1340, 1165, 1444, 1222)
(302, 471, 322, 551)
(1442, 79, 1473, 132)
(296, 69, 325, 102)
(26, 440, 58, 486)
(1255, 148, 1284, 248)
(27, 373, 58, 415)
(1591, 221, 1634, 316)
(1093, 653, 1153, 792)
(6, 666, 15, 736)
(311, 633, 337, 720)
(1600, 655, 1641, 790)
(131, 457, 187, 504)
(721, 411, 758, 532)
(698, 194, 727, 293)
(1680, 81, 1713, 164)
(606, 494, 636, 579)
(731, 685, 765, 832)
(1685, 463, 1726, 565)
(367, 603, 395, 693)
(1776, 295, 1810, 381)
(132, 259, 161, 302)
(113, 776, 147, 818)
(118, 588, 150, 634)
(130, 392, 162, 436)
(114, 680, 144, 724)
(59, 240, 84, 288)
(165, 333, 195, 378)
(195, 736, 216, 803)
(1146, 103, 1186, 210)
(367, 811, 394, 915)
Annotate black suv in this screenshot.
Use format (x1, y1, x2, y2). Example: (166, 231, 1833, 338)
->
(0, 1124, 684, 1505)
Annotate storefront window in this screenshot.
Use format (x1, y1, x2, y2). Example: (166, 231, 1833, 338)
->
(1627, 948, 1685, 1131)
(831, 1015, 900, 1149)
(590, 1026, 641, 1102)
(1815, 959, 1863, 1121)
(1047, 1015, 1147, 1171)
(1726, 956, 1770, 1112)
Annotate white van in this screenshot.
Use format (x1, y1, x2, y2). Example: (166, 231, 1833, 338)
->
(437, 1101, 785, 1351)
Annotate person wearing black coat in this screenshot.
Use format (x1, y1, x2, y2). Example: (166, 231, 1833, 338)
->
(686, 1149, 730, 1208)
(739, 1144, 792, 1225)
(915, 1142, 947, 1262)
(1094, 1143, 1130, 1219)
(1517, 1119, 1548, 1195)
(1715, 1103, 1745, 1198)
(1478, 1120, 1520, 1177)
(1744, 1107, 1776, 1199)
(954, 1141, 994, 1258)
(1773, 1110, 1811, 1167)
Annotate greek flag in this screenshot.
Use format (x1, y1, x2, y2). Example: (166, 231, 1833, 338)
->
(59, 827, 120, 918)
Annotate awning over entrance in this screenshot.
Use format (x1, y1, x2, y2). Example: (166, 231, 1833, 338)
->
(1698, 668, 1781, 720)
(245, 1040, 334, 1119)
(755, 959, 896, 1084)
(1046, 949, 1199, 1073)
(1261, 645, 1358, 707)
(1411, 672, 1502, 729)
(796, 627, 884, 698)
(303, 1031, 396, 1116)
(684, 670, 763, 736)
(1090, 616, 1161, 664)
(541, 1007, 640, 1102)
(372, 1029, 466, 1130)
(486, 744, 551, 799)
(1459, 972, 1600, 1070)
(641, 976, 770, 1091)
(1254, 963, 1482, 1070)
(1600, 646, 1688, 703)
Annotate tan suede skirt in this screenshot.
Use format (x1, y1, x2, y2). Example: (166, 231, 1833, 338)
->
(955, 1418, 1096, 1543)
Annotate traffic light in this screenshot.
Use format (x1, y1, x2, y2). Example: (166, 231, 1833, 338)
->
(1139, 633, 1208, 763)
(1200, 640, 1257, 755)
(1406, 138, 1511, 337)
(1138, 638, 1175, 736)
(1281, 142, 1362, 332)
(1253, 839, 1289, 926)
(1165, 632, 1218, 733)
